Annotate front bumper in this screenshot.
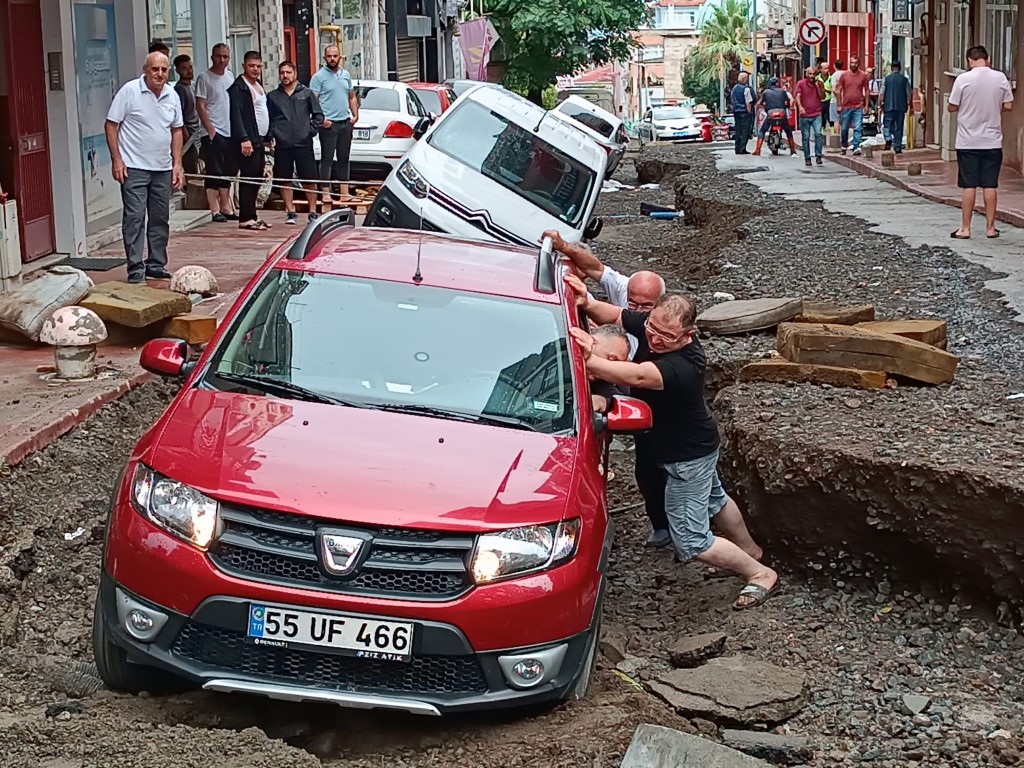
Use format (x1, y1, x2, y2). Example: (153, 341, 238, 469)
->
(655, 130, 701, 141)
(365, 186, 445, 231)
(97, 572, 599, 715)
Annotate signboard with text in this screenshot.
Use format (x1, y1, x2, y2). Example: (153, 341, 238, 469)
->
(893, 0, 911, 22)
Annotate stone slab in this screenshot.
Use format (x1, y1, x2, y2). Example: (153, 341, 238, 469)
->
(739, 360, 887, 389)
(795, 301, 875, 325)
(668, 631, 728, 668)
(650, 654, 807, 725)
(856, 319, 947, 349)
(159, 313, 218, 345)
(621, 723, 773, 768)
(697, 298, 804, 335)
(776, 322, 959, 385)
(80, 282, 192, 329)
(721, 730, 813, 766)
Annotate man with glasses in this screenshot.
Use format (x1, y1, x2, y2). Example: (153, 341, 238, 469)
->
(565, 274, 778, 610)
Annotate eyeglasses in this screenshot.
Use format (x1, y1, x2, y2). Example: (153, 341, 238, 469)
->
(644, 317, 689, 343)
(627, 299, 657, 312)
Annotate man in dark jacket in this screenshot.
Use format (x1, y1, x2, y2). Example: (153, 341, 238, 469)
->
(268, 60, 324, 224)
(879, 61, 912, 153)
(753, 77, 796, 156)
(730, 72, 755, 154)
(228, 50, 271, 230)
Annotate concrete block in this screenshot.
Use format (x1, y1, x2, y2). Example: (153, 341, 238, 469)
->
(827, 134, 841, 149)
(159, 313, 217, 345)
(880, 150, 896, 168)
(907, 161, 922, 176)
(80, 282, 192, 329)
(861, 145, 874, 159)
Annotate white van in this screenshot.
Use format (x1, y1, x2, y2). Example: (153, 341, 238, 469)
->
(549, 95, 629, 175)
(365, 85, 608, 246)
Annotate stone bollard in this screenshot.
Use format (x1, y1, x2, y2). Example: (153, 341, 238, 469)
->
(861, 145, 874, 159)
(907, 161, 922, 176)
(827, 134, 841, 149)
(880, 151, 896, 168)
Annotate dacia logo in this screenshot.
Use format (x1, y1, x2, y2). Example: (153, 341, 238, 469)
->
(320, 533, 366, 576)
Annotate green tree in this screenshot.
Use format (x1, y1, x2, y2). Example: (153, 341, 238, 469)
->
(682, 54, 722, 109)
(687, 0, 753, 111)
(485, 0, 649, 104)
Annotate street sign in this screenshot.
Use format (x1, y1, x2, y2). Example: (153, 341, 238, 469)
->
(798, 17, 826, 47)
(740, 52, 755, 71)
(893, 0, 911, 22)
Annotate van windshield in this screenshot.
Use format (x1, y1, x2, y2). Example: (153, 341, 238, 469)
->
(427, 100, 596, 226)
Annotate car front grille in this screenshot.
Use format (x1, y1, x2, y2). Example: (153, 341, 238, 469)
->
(172, 621, 488, 695)
(209, 506, 475, 600)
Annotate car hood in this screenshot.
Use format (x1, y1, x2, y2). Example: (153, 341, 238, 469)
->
(144, 389, 578, 532)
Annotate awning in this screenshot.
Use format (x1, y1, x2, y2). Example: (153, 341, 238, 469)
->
(766, 46, 801, 58)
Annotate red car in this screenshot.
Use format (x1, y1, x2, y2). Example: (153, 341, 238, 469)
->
(407, 82, 458, 116)
(93, 211, 652, 715)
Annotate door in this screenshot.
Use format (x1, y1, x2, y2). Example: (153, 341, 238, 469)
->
(2, 0, 54, 262)
(396, 38, 420, 82)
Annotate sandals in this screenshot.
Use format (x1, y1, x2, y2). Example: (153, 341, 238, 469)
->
(733, 580, 779, 610)
(987, 230, 1001, 239)
(950, 231, 971, 240)
(240, 220, 271, 231)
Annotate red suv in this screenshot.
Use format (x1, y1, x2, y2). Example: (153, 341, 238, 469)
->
(93, 211, 652, 715)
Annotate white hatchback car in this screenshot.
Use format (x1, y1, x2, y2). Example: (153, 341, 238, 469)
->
(637, 104, 702, 144)
(548, 95, 628, 175)
(313, 80, 433, 181)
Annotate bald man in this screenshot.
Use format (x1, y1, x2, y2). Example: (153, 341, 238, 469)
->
(106, 52, 184, 283)
(310, 45, 360, 207)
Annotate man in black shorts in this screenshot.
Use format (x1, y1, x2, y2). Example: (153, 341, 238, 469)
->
(268, 60, 324, 224)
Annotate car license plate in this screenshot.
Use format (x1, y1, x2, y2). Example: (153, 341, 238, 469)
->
(354, 128, 371, 140)
(247, 603, 413, 662)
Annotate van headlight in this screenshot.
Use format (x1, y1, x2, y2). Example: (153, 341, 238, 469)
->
(129, 464, 222, 549)
(396, 160, 429, 199)
(471, 519, 580, 584)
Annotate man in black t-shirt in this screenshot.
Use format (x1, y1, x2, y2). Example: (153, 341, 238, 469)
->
(566, 274, 778, 609)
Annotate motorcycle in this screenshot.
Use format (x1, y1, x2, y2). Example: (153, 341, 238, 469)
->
(764, 108, 787, 156)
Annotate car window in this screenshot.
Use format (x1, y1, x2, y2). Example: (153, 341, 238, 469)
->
(445, 89, 458, 107)
(652, 106, 694, 121)
(356, 86, 400, 112)
(407, 88, 429, 117)
(206, 270, 576, 435)
(427, 100, 597, 226)
(414, 88, 443, 115)
(557, 102, 615, 139)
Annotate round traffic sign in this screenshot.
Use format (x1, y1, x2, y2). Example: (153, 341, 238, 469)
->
(799, 17, 826, 46)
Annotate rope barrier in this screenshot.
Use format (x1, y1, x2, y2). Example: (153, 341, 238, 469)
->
(181, 172, 383, 201)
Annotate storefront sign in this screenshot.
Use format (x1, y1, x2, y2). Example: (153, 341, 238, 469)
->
(893, 0, 911, 22)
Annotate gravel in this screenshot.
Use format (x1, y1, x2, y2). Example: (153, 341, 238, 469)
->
(1, 142, 1022, 766)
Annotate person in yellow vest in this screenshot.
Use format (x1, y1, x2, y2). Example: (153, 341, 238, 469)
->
(816, 57, 832, 135)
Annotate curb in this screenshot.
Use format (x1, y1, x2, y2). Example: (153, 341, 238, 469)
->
(825, 154, 1024, 229)
(2, 370, 152, 468)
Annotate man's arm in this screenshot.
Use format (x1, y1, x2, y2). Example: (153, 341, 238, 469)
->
(1002, 77, 1014, 112)
(564, 274, 622, 325)
(948, 79, 961, 113)
(586, 357, 664, 390)
(861, 79, 869, 109)
(104, 120, 127, 183)
(795, 89, 803, 116)
(171, 127, 184, 189)
(545, 229, 605, 281)
(310, 92, 325, 131)
(349, 89, 360, 123)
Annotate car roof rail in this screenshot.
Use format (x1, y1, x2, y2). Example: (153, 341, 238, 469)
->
(286, 207, 356, 260)
(534, 236, 556, 294)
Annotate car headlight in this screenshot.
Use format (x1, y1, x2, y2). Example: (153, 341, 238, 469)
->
(396, 160, 429, 199)
(130, 464, 221, 549)
(471, 519, 580, 584)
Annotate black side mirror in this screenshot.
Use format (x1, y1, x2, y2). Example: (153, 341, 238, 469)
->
(583, 216, 604, 241)
(413, 116, 432, 139)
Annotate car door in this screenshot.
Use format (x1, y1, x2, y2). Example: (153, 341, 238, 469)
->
(640, 110, 653, 141)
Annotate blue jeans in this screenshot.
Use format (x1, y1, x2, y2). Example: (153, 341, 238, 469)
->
(883, 110, 906, 152)
(840, 108, 864, 150)
(799, 115, 823, 159)
(661, 449, 729, 561)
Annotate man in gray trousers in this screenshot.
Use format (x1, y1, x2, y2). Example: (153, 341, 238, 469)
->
(105, 52, 184, 283)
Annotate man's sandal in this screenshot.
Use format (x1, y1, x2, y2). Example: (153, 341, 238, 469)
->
(733, 581, 779, 610)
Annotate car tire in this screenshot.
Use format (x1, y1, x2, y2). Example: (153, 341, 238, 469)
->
(92, 593, 185, 695)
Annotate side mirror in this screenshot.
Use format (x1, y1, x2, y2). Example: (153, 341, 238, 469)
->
(413, 116, 432, 139)
(140, 338, 188, 377)
(606, 396, 652, 433)
(583, 216, 604, 241)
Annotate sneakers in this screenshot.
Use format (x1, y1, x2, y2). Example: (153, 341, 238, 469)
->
(852, 147, 862, 156)
(816, 156, 823, 165)
(126, 274, 146, 285)
(884, 140, 892, 151)
(145, 267, 172, 280)
(285, 212, 298, 225)
(212, 212, 228, 223)
(646, 529, 672, 548)
(804, 158, 812, 167)
(840, 148, 847, 156)
(308, 212, 318, 223)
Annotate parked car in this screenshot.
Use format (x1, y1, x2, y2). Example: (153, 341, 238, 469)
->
(313, 80, 433, 181)
(366, 85, 608, 246)
(407, 82, 458, 116)
(444, 79, 504, 98)
(92, 213, 653, 715)
(548, 95, 628, 175)
(637, 104, 703, 145)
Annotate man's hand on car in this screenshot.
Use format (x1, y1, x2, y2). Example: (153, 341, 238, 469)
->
(563, 273, 589, 308)
(543, 229, 566, 252)
(569, 327, 595, 360)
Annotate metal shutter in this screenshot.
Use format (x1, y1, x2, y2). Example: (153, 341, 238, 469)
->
(396, 38, 421, 82)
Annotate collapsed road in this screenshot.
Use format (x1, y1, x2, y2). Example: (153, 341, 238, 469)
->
(1, 143, 1023, 767)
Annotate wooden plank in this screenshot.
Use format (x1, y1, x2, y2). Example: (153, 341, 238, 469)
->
(740, 360, 887, 389)
(776, 323, 959, 385)
(856, 319, 947, 348)
(159, 313, 217, 345)
(80, 282, 192, 329)
(795, 301, 875, 325)
(697, 297, 804, 335)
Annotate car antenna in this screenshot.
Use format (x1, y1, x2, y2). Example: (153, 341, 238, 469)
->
(532, 108, 547, 133)
(413, 186, 428, 284)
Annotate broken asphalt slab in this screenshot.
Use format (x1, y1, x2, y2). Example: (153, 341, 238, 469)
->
(721, 730, 814, 766)
(621, 723, 773, 767)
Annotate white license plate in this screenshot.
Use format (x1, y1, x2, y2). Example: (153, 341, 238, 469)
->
(354, 128, 371, 140)
(247, 603, 413, 662)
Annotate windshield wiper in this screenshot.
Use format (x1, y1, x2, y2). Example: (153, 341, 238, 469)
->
(375, 403, 541, 432)
(214, 372, 371, 408)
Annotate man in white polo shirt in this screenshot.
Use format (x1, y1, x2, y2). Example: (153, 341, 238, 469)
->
(105, 52, 184, 284)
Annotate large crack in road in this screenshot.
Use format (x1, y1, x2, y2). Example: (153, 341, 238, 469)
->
(2, 144, 1023, 767)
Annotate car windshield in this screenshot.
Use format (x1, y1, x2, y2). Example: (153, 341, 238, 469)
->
(653, 106, 694, 121)
(558, 102, 615, 139)
(414, 88, 443, 114)
(356, 86, 400, 112)
(428, 99, 596, 226)
(204, 270, 575, 434)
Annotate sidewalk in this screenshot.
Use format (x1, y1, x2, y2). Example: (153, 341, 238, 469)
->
(0, 212, 295, 468)
(825, 144, 1024, 228)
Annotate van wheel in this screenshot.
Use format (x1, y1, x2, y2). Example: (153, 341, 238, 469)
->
(571, 613, 601, 700)
(92, 593, 184, 695)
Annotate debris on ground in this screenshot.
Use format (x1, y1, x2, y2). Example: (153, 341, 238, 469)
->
(697, 297, 804, 335)
(621, 723, 773, 768)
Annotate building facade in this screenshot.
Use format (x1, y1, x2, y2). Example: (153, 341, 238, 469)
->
(628, 0, 706, 118)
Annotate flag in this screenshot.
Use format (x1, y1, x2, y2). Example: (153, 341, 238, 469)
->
(459, 18, 500, 81)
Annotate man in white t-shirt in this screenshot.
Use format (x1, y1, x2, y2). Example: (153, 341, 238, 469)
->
(829, 60, 845, 133)
(948, 45, 1014, 240)
(105, 52, 183, 284)
(228, 50, 272, 230)
(194, 43, 238, 222)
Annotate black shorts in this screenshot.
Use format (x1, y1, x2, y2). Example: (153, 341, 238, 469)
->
(273, 144, 317, 184)
(200, 134, 238, 190)
(957, 148, 1002, 189)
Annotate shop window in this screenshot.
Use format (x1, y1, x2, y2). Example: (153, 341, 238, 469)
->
(149, 0, 207, 79)
(949, 0, 972, 73)
(983, 0, 1017, 78)
(227, 0, 256, 70)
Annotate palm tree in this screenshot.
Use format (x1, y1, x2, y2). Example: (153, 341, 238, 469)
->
(686, 0, 754, 112)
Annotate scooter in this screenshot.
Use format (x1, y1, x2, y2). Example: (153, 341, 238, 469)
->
(765, 109, 787, 156)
